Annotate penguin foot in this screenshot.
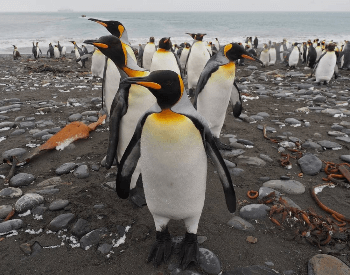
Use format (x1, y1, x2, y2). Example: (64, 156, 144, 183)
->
(147, 227, 173, 267)
(179, 232, 199, 270)
(214, 138, 234, 151)
(129, 187, 147, 208)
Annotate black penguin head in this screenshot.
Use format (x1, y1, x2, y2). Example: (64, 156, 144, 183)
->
(185, 43, 190, 48)
(186, 33, 206, 41)
(327, 43, 336, 51)
(224, 43, 263, 64)
(149, 37, 155, 43)
(120, 70, 184, 109)
(88, 18, 125, 38)
(159, 37, 172, 50)
(84, 35, 126, 68)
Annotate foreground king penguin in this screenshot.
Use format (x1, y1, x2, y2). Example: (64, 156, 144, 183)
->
(194, 43, 263, 150)
(115, 70, 236, 268)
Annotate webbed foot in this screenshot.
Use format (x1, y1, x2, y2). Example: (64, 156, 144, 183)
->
(147, 227, 173, 267)
(179, 232, 199, 270)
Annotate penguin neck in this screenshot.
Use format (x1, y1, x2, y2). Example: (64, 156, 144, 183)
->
(158, 48, 169, 53)
(122, 53, 149, 77)
(154, 108, 183, 121)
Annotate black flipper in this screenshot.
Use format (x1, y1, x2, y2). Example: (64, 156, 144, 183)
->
(231, 81, 243, 118)
(179, 232, 199, 270)
(101, 56, 109, 110)
(147, 227, 172, 267)
(105, 83, 130, 169)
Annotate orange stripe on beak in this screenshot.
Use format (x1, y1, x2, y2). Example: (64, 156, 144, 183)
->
(93, 42, 108, 49)
(136, 82, 161, 90)
(96, 21, 108, 27)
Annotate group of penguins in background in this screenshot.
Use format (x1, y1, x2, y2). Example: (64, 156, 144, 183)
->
(11, 18, 350, 270)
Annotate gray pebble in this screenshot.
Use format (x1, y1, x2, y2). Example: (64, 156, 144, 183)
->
(105, 181, 116, 190)
(73, 165, 89, 179)
(259, 154, 273, 162)
(281, 197, 301, 210)
(298, 154, 322, 175)
(258, 177, 270, 182)
(223, 265, 279, 275)
(9, 173, 35, 187)
(2, 148, 27, 160)
(93, 204, 104, 209)
(308, 254, 350, 275)
(197, 235, 207, 244)
(0, 115, 10, 120)
(288, 137, 301, 143)
(280, 176, 290, 180)
(224, 159, 236, 168)
(317, 140, 342, 149)
(199, 247, 221, 275)
(10, 129, 26, 136)
(49, 199, 69, 211)
(220, 149, 245, 157)
(19, 121, 35, 129)
(240, 204, 270, 220)
(68, 113, 82, 122)
(0, 187, 22, 198)
(331, 124, 343, 131)
(229, 142, 246, 149)
(15, 193, 44, 213)
(47, 213, 75, 231)
(257, 125, 276, 133)
(0, 121, 15, 128)
(72, 218, 91, 238)
(301, 141, 322, 150)
(0, 205, 13, 219)
(335, 136, 350, 143)
(91, 164, 100, 171)
(227, 216, 255, 231)
(55, 162, 77, 175)
(80, 228, 108, 250)
(258, 187, 280, 200)
(321, 108, 342, 116)
(32, 206, 47, 216)
(250, 115, 264, 121)
(263, 180, 305, 194)
(256, 112, 270, 117)
(284, 118, 302, 125)
(41, 134, 53, 140)
(37, 177, 62, 187)
(48, 127, 61, 134)
(0, 219, 23, 234)
(229, 168, 244, 176)
(34, 188, 60, 195)
(236, 156, 266, 167)
(32, 130, 49, 138)
(340, 155, 350, 163)
(237, 139, 254, 146)
(98, 243, 113, 254)
(328, 131, 347, 137)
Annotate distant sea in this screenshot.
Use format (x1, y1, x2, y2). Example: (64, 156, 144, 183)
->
(0, 12, 349, 54)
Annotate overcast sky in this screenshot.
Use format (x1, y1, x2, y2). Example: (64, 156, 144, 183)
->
(2, 0, 350, 12)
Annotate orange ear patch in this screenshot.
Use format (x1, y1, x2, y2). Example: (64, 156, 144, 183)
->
(118, 25, 124, 37)
(224, 44, 233, 55)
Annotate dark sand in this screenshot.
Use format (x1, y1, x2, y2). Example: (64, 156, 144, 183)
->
(0, 52, 349, 275)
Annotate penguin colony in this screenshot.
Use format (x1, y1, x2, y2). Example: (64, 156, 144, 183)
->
(15, 21, 348, 271)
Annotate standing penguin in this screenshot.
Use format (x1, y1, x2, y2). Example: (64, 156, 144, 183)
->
(47, 43, 54, 58)
(315, 43, 323, 61)
(70, 41, 85, 67)
(150, 37, 182, 75)
(58, 41, 67, 57)
(137, 44, 144, 67)
(214, 38, 220, 52)
(143, 37, 157, 70)
(288, 43, 300, 68)
(259, 44, 269, 67)
(206, 42, 213, 56)
(307, 41, 317, 68)
(13, 45, 21, 60)
(32, 42, 38, 59)
(268, 42, 277, 65)
(115, 70, 236, 268)
(179, 43, 191, 73)
(57, 41, 62, 55)
(36, 42, 42, 58)
(54, 45, 60, 59)
(339, 41, 350, 70)
(315, 43, 337, 84)
(193, 43, 263, 150)
(84, 35, 157, 207)
(186, 33, 211, 96)
(253, 36, 258, 49)
(91, 47, 106, 78)
(82, 45, 89, 54)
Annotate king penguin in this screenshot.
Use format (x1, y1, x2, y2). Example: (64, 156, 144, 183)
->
(32, 42, 38, 59)
(84, 35, 157, 207)
(91, 47, 106, 78)
(115, 69, 236, 268)
(150, 37, 182, 75)
(340, 41, 350, 70)
(314, 43, 337, 84)
(179, 43, 191, 73)
(36, 42, 42, 58)
(253, 36, 258, 49)
(185, 33, 211, 97)
(307, 41, 317, 68)
(259, 44, 269, 67)
(58, 41, 66, 57)
(193, 43, 263, 150)
(288, 43, 300, 68)
(70, 41, 85, 67)
(13, 45, 21, 60)
(54, 45, 60, 59)
(142, 37, 156, 70)
(268, 42, 277, 65)
(47, 43, 54, 58)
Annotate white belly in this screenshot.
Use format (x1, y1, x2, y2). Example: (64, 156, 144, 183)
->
(61, 46, 66, 56)
(269, 48, 276, 65)
(197, 64, 235, 138)
(289, 48, 299, 66)
(54, 48, 60, 58)
(150, 51, 180, 74)
(180, 48, 189, 70)
(125, 45, 137, 62)
(187, 42, 210, 89)
(75, 48, 82, 66)
(316, 48, 323, 61)
(142, 44, 156, 70)
(260, 51, 269, 66)
(117, 85, 156, 161)
(141, 114, 207, 220)
(104, 60, 121, 115)
(315, 52, 336, 82)
(91, 51, 106, 78)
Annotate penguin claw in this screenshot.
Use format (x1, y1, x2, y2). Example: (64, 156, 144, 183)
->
(179, 232, 199, 270)
(147, 228, 172, 267)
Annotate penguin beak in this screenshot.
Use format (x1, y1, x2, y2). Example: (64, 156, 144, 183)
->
(242, 53, 264, 65)
(88, 18, 108, 27)
(121, 77, 161, 90)
(83, 39, 109, 49)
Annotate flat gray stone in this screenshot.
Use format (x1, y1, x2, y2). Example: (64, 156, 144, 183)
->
(19, 121, 35, 129)
(49, 199, 69, 211)
(0, 187, 22, 198)
(2, 148, 27, 160)
(33, 188, 60, 195)
(317, 140, 342, 149)
(47, 213, 75, 231)
(15, 193, 44, 213)
(68, 113, 82, 122)
(220, 149, 245, 157)
(55, 162, 77, 175)
(256, 112, 270, 117)
(340, 155, 350, 163)
(80, 228, 108, 250)
(0, 205, 13, 219)
(308, 254, 350, 275)
(236, 156, 266, 167)
(224, 159, 236, 168)
(240, 204, 270, 220)
(328, 131, 347, 137)
(72, 218, 91, 238)
(32, 130, 49, 138)
(284, 118, 302, 125)
(9, 173, 35, 187)
(321, 108, 342, 116)
(73, 165, 89, 179)
(298, 154, 322, 175)
(227, 216, 255, 231)
(302, 141, 322, 150)
(258, 187, 280, 200)
(0, 122, 15, 128)
(259, 154, 273, 162)
(0, 219, 23, 234)
(199, 248, 221, 275)
(223, 265, 279, 275)
(281, 197, 301, 210)
(229, 168, 244, 176)
(335, 136, 350, 143)
(37, 177, 62, 187)
(10, 129, 26, 136)
(257, 125, 276, 133)
(98, 243, 113, 254)
(263, 180, 305, 194)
